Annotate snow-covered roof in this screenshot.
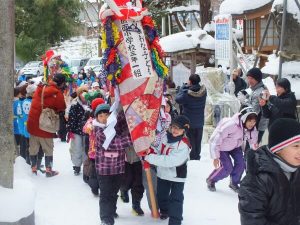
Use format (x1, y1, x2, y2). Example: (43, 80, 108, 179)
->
(220, 0, 273, 15)
(159, 30, 215, 53)
(262, 54, 300, 99)
(167, 5, 200, 13)
(272, 0, 300, 23)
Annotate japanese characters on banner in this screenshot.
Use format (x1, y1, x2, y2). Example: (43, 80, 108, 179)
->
(117, 20, 154, 80)
(214, 15, 232, 60)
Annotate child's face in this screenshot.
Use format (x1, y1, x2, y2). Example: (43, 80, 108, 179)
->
(97, 112, 110, 124)
(165, 103, 171, 113)
(245, 119, 256, 130)
(277, 141, 300, 167)
(170, 125, 185, 137)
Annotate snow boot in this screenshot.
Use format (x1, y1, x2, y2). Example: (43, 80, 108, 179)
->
(113, 212, 119, 219)
(120, 190, 129, 203)
(132, 201, 144, 216)
(159, 212, 169, 220)
(37, 158, 45, 173)
(73, 166, 81, 176)
(91, 188, 99, 196)
(30, 155, 38, 175)
(206, 178, 216, 192)
(45, 156, 59, 177)
(229, 182, 240, 193)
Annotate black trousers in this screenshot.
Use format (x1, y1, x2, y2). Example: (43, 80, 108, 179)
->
(186, 127, 203, 160)
(88, 160, 99, 192)
(157, 178, 185, 225)
(58, 114, 67, 142)
(20, 135, 30, 164)
(98, 174, 122, 225)
(121, 161, 144, 203)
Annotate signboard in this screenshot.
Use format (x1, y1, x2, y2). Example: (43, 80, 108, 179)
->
(118, 20, 154, 80)
(215, 15, 232, 60)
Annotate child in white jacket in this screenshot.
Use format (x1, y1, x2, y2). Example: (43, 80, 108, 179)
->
(145, 115, 190, 225)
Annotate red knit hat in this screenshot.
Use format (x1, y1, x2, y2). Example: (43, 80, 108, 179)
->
(91, 98, 105, 111)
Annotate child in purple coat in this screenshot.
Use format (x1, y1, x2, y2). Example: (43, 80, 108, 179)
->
(206, 107, 258, 192)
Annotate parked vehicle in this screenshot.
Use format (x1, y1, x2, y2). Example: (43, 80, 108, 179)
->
(69, 58, 89, 74)
(84, 57, 102, 72)
(20, 61, 43, 77)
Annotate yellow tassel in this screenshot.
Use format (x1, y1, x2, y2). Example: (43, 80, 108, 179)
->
(101, 28, 108, 49)
(107, 74, 113, 80)
(111, 22, 120, 44)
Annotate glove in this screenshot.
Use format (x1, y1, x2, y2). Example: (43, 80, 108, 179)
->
(67, 132, 75, 143)
(142, 160, 150, 170)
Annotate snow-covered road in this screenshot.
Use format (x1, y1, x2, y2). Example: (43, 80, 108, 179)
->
(33, 139, 240, 225)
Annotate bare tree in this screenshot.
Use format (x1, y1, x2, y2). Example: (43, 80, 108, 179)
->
(200, 0, 212, 28)
(0, 0, 15, 189)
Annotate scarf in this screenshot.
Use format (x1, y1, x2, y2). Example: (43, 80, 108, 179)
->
(167, 131, 184, 144)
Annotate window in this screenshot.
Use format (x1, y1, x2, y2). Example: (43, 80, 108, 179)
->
(245, 20, 256, 47)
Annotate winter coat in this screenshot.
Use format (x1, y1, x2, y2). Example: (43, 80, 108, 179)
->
(21, 97, 33, 138)
(244, 81, 269, 131)
(94, 112, 132, 176)
(16, 98, 26, 136)
(145, 135, 190, 183)
(67, 98, 90, 135)
(175, 84, 207, 128)
(27, 82, 66, 138)
(234, 76, 247, 96)
(13, 98, 20, 135)
(83, 117, 96, 159)
(262, 92, 297, 127)
(239, 146, 300, 225)
(209, 113, 258, 159)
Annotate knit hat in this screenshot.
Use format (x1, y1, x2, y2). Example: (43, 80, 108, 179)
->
(26, 84, 37, 97)
(91, 98, 105, 111)
(76, 85, 88, 96)
(92, 82, 100, 88)
(268, 118, 300, 154)
(94, 104, 110, 117)
(246, 68, 262, 82)
(172, 115, 190, 130)
(53, 74, 66, 86)
(239, 106, 257, 124)
(276, 78, 291, 93)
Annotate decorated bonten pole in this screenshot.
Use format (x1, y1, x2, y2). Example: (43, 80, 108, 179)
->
(99, 0, 168, 218)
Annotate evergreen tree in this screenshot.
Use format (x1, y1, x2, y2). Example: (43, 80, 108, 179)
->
(16, 0, 82, 61)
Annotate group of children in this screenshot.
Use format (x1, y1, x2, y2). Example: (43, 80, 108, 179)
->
(13, 73, 300, 225)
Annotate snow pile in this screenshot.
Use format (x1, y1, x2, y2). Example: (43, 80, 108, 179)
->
(220, 0, 272, 14)
(167, 5, 200, 13)
(272, 0, 300, 23)
(262, 54, 300, 99)
(160, 29, 215, 53)
(204, 21, 215, 33)
(0, 157, 36, 222)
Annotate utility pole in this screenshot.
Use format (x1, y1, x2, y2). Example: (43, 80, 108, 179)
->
(0, 0, 16, 189)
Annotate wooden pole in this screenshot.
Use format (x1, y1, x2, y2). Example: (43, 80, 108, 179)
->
(278, 0, 287, 79)
(145, 168, 159, 218)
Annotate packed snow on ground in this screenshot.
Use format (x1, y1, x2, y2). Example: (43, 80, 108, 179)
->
(24, 139, 242, 225)
(220, 0, 272, 15)
(272, 0, 300, 23)
(0, 157, 36, 223)
(160, 29, 215, 53)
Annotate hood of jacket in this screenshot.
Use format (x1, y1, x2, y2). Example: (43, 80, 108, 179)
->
(247, 146, 284, 175)
(187, 84, 206, 98)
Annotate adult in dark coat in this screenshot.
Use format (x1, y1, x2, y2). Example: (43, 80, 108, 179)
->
(238, 119, 300, 225)
(232, 68, 247, 96)
(260, 78, 297, 128)
(175, 74, 207, 160)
